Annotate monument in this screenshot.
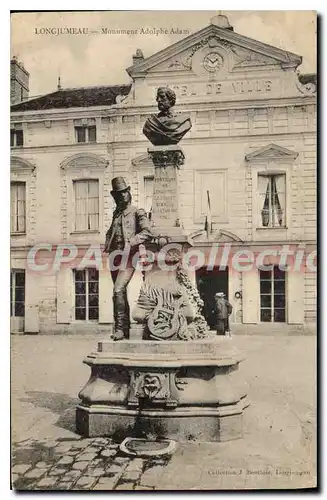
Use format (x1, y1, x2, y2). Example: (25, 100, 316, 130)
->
(76, 87, 248, 442)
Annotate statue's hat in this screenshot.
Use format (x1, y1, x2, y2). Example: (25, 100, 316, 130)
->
(111, 177, 130, 194)
(215, 292, 225, 297)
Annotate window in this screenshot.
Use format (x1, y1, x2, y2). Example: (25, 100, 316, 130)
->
(11, 182, 26, 233)
(144, 176, 154, 217)
(10, 128, 24, 147)
(75, 126, 96, 143)
(74, 268, 99, 320)
(200, 172, 225, 217)
(258, 174, 286, 228)
(74, 180, 99, 231)
(11, 270, 25, 317)
(260, 266, 286, 323)
(194, 170, 227, 223)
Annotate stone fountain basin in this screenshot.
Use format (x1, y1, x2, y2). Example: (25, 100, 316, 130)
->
(76, 338, 249, 442)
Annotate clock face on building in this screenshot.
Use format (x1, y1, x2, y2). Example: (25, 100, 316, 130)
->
(203, 52, 223, 73)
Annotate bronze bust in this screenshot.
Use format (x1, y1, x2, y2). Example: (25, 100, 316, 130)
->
(143, 87, 192, 145)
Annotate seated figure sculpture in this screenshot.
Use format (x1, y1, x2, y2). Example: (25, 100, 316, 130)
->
(143, 87, 192, 146)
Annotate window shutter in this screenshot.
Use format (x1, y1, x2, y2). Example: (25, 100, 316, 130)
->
(76, 127, 86, 143)
(275, 174, 286, 226)
(242, 269, 259, 323)
(56, 267, 73, 323)
(88, 180, 99, 230)
(16, 130, 24, 146)
(88, 126, 96, 143)
(17, 183, 26, 232)
(258, 175, 270, 227)
(10, 184, 17, 232)
(287, 271, 304, 324)
(25, 304, 39, 332)
(24, 271, 39, 333)
(11, 183, 26, 232)
(99, 268, 113, 323)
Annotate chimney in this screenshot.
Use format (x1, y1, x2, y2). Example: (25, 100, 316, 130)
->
(11, 56, 30, 105)
(132, 48, 144, 65)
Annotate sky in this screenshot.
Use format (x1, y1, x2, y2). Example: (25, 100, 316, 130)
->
(11, 11, 317, 97)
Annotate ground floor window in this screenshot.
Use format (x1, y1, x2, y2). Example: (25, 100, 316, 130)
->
(74, 268, 99, 320)
(260, 266, 286, 322)
(10, 270, 25, 317)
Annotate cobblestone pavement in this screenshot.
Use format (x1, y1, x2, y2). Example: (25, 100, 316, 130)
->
(11, 335, 317, 490)
(12, 436, 169, 491)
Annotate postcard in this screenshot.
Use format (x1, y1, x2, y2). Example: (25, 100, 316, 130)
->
(11, 10, 317, 491)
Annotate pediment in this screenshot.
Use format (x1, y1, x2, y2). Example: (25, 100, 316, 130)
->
(217, 230, 244, 243)
(245, 144, 299, 162)
(127, 23, 302, 78)
(190, 229, 244, 244)
(60, 153, 108, 170)
(11, 155, 36, 173)
(131, 153, 152, 167)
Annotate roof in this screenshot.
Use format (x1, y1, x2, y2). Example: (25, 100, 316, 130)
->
(11, 84, 132, 112)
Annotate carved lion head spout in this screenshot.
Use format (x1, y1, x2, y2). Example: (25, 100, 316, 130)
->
(143, 87, 192, 146)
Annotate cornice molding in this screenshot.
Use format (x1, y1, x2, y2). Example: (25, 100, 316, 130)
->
(16, 143, 108, 154)
(11, 106, 112, 122)
(15, 129, 315, 154)
(11, 94, 316, 123)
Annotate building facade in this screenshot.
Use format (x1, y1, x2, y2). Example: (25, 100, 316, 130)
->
(10, 15, 317, 335)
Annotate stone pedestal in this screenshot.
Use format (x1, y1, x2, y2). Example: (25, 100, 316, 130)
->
(76, 338, 249, 442)
(131, 146, 203, 342)
(148, 145, 185, 236)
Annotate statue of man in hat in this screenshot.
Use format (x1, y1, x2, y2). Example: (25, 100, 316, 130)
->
(143, 87, 192, 146)
(104, 177, 154, 341)
(214, 292, 233, 337)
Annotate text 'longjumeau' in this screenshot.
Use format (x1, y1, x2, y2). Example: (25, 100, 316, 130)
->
(34, 27, 190, 36)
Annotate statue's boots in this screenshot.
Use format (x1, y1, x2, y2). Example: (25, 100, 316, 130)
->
(113, 290, 130, 340)
(112, 329, 125, 341)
